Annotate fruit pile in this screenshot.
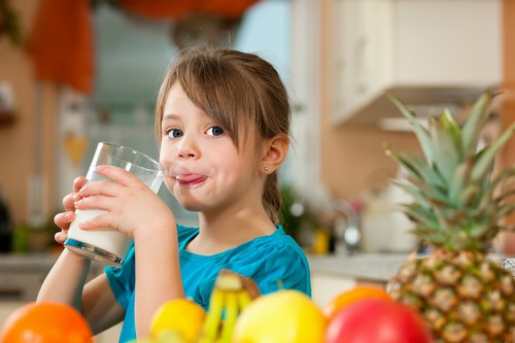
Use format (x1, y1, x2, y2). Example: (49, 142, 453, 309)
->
(129, 270, 432, 343)
(0, 272, 432, 343)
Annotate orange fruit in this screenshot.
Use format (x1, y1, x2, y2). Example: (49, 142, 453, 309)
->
(323, 285, 392, 320)
(0, 302, 94, 343)
(150, 298, 206, 342)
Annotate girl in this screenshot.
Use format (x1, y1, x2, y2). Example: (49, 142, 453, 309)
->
(38, 46, 311, 342)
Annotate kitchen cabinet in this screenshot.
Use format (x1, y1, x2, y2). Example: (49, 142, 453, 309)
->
(329, 0, 502, 127)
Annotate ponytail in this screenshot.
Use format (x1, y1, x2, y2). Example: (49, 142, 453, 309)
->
(263, 171, 281, 223)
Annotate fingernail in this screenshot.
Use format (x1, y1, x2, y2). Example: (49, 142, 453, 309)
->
(65, 212, 72, 220)
(74, 201, 80, 208)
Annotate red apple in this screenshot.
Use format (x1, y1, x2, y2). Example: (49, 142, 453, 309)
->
(325, 298, 432, 343)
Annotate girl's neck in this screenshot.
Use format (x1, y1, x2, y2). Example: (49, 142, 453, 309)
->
(186, 206, 276, 255)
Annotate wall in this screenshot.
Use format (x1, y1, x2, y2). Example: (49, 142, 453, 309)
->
(0, 0, 58, 226)
(500, 0, 515, 252)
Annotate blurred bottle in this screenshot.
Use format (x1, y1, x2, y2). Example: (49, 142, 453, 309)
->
(0, 187, 13, 253)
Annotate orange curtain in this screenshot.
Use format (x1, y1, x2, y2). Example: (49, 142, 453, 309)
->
(25, 0, 94, 94)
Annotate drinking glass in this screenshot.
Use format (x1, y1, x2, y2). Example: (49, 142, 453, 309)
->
(64, 142, 164, 267)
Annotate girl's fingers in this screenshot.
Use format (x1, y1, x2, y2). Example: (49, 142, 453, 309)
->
(78, 180, 121, 199)
(73, 176, 87, 193)
(78, 212, 115, 232)
(94, 165, 141, 187)
(54, 211, 75, 231)
(74, 194, 117, 212)
(54, 231, 67, 244)
(63, 193, 81, 212)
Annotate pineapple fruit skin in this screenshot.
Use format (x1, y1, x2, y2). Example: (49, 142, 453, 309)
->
(389, 251, 515, 342)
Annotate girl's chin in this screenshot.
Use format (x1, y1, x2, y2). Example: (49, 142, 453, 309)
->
(177, 199, 205, 212)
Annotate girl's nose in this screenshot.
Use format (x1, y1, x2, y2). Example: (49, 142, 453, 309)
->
(177, 135, 200, 159)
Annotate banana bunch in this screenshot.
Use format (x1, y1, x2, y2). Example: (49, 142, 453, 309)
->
(198, 269, 260, 343)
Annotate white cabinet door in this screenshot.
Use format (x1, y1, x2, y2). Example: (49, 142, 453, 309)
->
(331, 0, 502, 125)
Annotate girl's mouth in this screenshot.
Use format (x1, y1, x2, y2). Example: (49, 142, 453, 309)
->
(175, 174, 208, 186)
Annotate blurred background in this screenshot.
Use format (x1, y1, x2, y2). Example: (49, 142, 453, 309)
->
(3, 0, 515, 337)
(2, 0, 515, 255)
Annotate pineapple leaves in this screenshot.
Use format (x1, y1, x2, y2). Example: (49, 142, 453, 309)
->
(386, 150, 447, 190)
(461, 88, 497, 157)
(449, 163, 471, 205)
(400, 203, 440, 229)
(471, 122, 515, 183)
(390, 180, 431, 209)
(387, 92, 436, 166)
(430, 113, 461, 183)
(386, 89, 515, 251)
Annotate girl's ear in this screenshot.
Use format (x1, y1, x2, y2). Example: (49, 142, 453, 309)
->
(261, 134, 289, 173)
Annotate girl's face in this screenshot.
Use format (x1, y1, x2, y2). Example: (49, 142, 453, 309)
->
(159, 83, 264, 213)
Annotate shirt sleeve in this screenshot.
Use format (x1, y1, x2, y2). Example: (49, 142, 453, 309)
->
(221, 237, 312, 297)
(104, 244, 136, 310)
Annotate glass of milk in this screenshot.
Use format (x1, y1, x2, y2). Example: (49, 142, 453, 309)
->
(64, 142, 164, 267)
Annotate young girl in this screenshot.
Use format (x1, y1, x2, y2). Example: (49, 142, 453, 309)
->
(37, 47, 311, 342)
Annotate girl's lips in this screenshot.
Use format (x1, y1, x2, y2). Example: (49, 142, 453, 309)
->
(175, 174, 208, 186)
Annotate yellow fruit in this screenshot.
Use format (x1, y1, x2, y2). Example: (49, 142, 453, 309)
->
(150, 298, 206, 342)
(156, 329, 189, 342)
(232, 290, 326, 343)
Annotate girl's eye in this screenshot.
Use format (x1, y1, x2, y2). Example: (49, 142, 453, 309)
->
(166, 129, 183, 139)
(207, 126, 224, 136)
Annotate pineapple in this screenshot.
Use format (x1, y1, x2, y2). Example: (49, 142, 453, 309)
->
(386, 89, 515, 343)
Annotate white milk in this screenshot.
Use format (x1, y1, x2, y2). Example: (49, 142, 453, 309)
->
(66, 209, 132, 266)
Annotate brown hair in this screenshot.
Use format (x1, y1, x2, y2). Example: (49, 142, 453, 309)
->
(155, 46, 291, 223)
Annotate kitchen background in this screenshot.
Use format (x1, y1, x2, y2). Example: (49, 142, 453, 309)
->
(2, 0, 515, 337)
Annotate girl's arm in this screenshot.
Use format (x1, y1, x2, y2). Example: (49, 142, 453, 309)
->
(36, 248, 90, 308)
(38, 177, 89, 308)
(133, 222, 184, 337)
(37, 249, 125, 335)
(75, 165, 185, 338)
(37, 175, 125, 334)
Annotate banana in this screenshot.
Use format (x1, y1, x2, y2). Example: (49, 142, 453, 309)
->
(237, 290, 252, 310)
(197, 269, 261, 343)
(218, 292, 239, 343)
(199, 288, 225, 343)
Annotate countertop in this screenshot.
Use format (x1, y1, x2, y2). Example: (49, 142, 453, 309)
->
(2, 252, 514, 285)
(1, 252, 409, 282)
(307, 252, 409, 282)
(0, 253, 59, 273)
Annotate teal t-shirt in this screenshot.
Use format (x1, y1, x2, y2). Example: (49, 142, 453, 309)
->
(105, 224, 311, 343)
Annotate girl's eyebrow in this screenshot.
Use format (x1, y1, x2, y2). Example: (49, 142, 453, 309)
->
(163, 113, 179, 120)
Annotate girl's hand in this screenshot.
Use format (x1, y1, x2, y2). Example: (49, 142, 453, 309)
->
(73, 165, 173, 239)
(53, 176, 87, 244)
